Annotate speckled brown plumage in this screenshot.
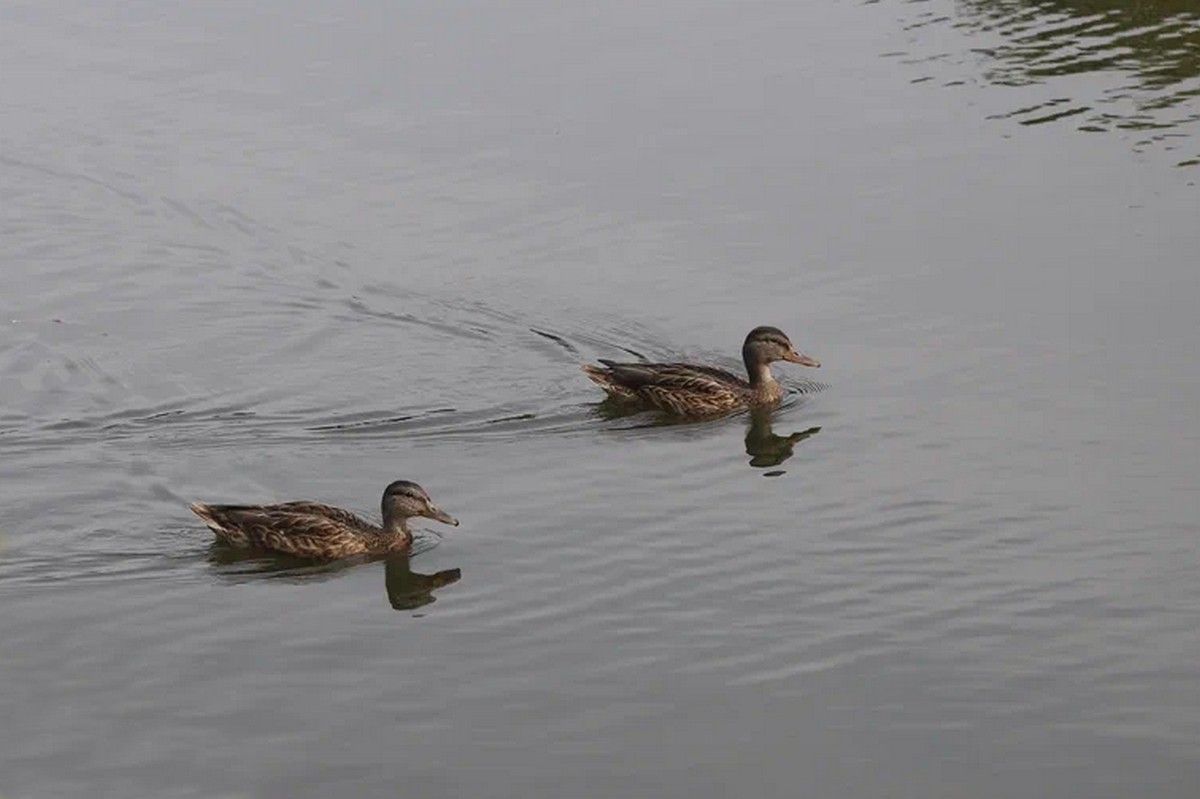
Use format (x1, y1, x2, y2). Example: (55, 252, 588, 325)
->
(583, 326, 820, 416)
(189, 480, 458, 560)
(583, 361, 765, 415)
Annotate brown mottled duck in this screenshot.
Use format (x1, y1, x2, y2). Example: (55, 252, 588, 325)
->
(190, 480, 458, 559)
(582, 326, 820, 416)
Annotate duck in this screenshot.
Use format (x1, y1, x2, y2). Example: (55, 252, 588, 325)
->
(582, 326, 820, 416)
(189, 480, 458, 559)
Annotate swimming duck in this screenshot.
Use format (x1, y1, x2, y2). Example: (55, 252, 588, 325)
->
(582, 326, 820, 416)
(189, 480, 458, 559)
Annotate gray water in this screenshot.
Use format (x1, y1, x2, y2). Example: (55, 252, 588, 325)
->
(2, 2, 1199, 797)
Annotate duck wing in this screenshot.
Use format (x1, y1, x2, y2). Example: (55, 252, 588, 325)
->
(274, 502, 374, 530)
(190, 501, 375, 555)
(584, 359, 749, 414)
(595, 360, 747, 392)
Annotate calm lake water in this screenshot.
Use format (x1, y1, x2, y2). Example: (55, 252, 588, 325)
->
(2, 1, 1198, 797)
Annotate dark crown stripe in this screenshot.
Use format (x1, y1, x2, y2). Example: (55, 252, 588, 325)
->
(747, 326, 790, 347)
(385, 480, 427, 499)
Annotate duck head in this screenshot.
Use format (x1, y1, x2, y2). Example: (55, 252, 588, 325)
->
(742, 326, 820, 386)
(382, 480, 459, 533)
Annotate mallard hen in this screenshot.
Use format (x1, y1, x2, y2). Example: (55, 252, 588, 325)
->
(190, 480, 458, 559)
(583, 326, 819, 416)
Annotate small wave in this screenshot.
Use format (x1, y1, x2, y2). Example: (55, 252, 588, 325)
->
(0, 548, 205, 588)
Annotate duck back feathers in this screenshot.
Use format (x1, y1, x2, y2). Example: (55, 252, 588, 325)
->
(190, 501, 390, 558)
(582, 360, 753, 415)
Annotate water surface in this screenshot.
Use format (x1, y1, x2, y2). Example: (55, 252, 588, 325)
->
(2, 1, 1199, 797)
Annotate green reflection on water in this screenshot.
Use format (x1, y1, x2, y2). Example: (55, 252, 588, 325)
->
(926, 0, 1200, 160)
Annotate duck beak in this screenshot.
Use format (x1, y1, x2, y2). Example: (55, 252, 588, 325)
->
(426, 506, 459, 527)
(785, 350, 821, 367)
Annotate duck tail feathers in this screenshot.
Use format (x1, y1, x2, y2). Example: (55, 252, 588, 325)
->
(189, 502, 225, 532)
(582, 362, 639, 401)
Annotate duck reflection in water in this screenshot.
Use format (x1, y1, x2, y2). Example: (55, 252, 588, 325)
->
(207, 546, 461, 612)
(595, 398, 819, 471)
(384, 555, 461, 611)
(745, 407, 820, 471)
